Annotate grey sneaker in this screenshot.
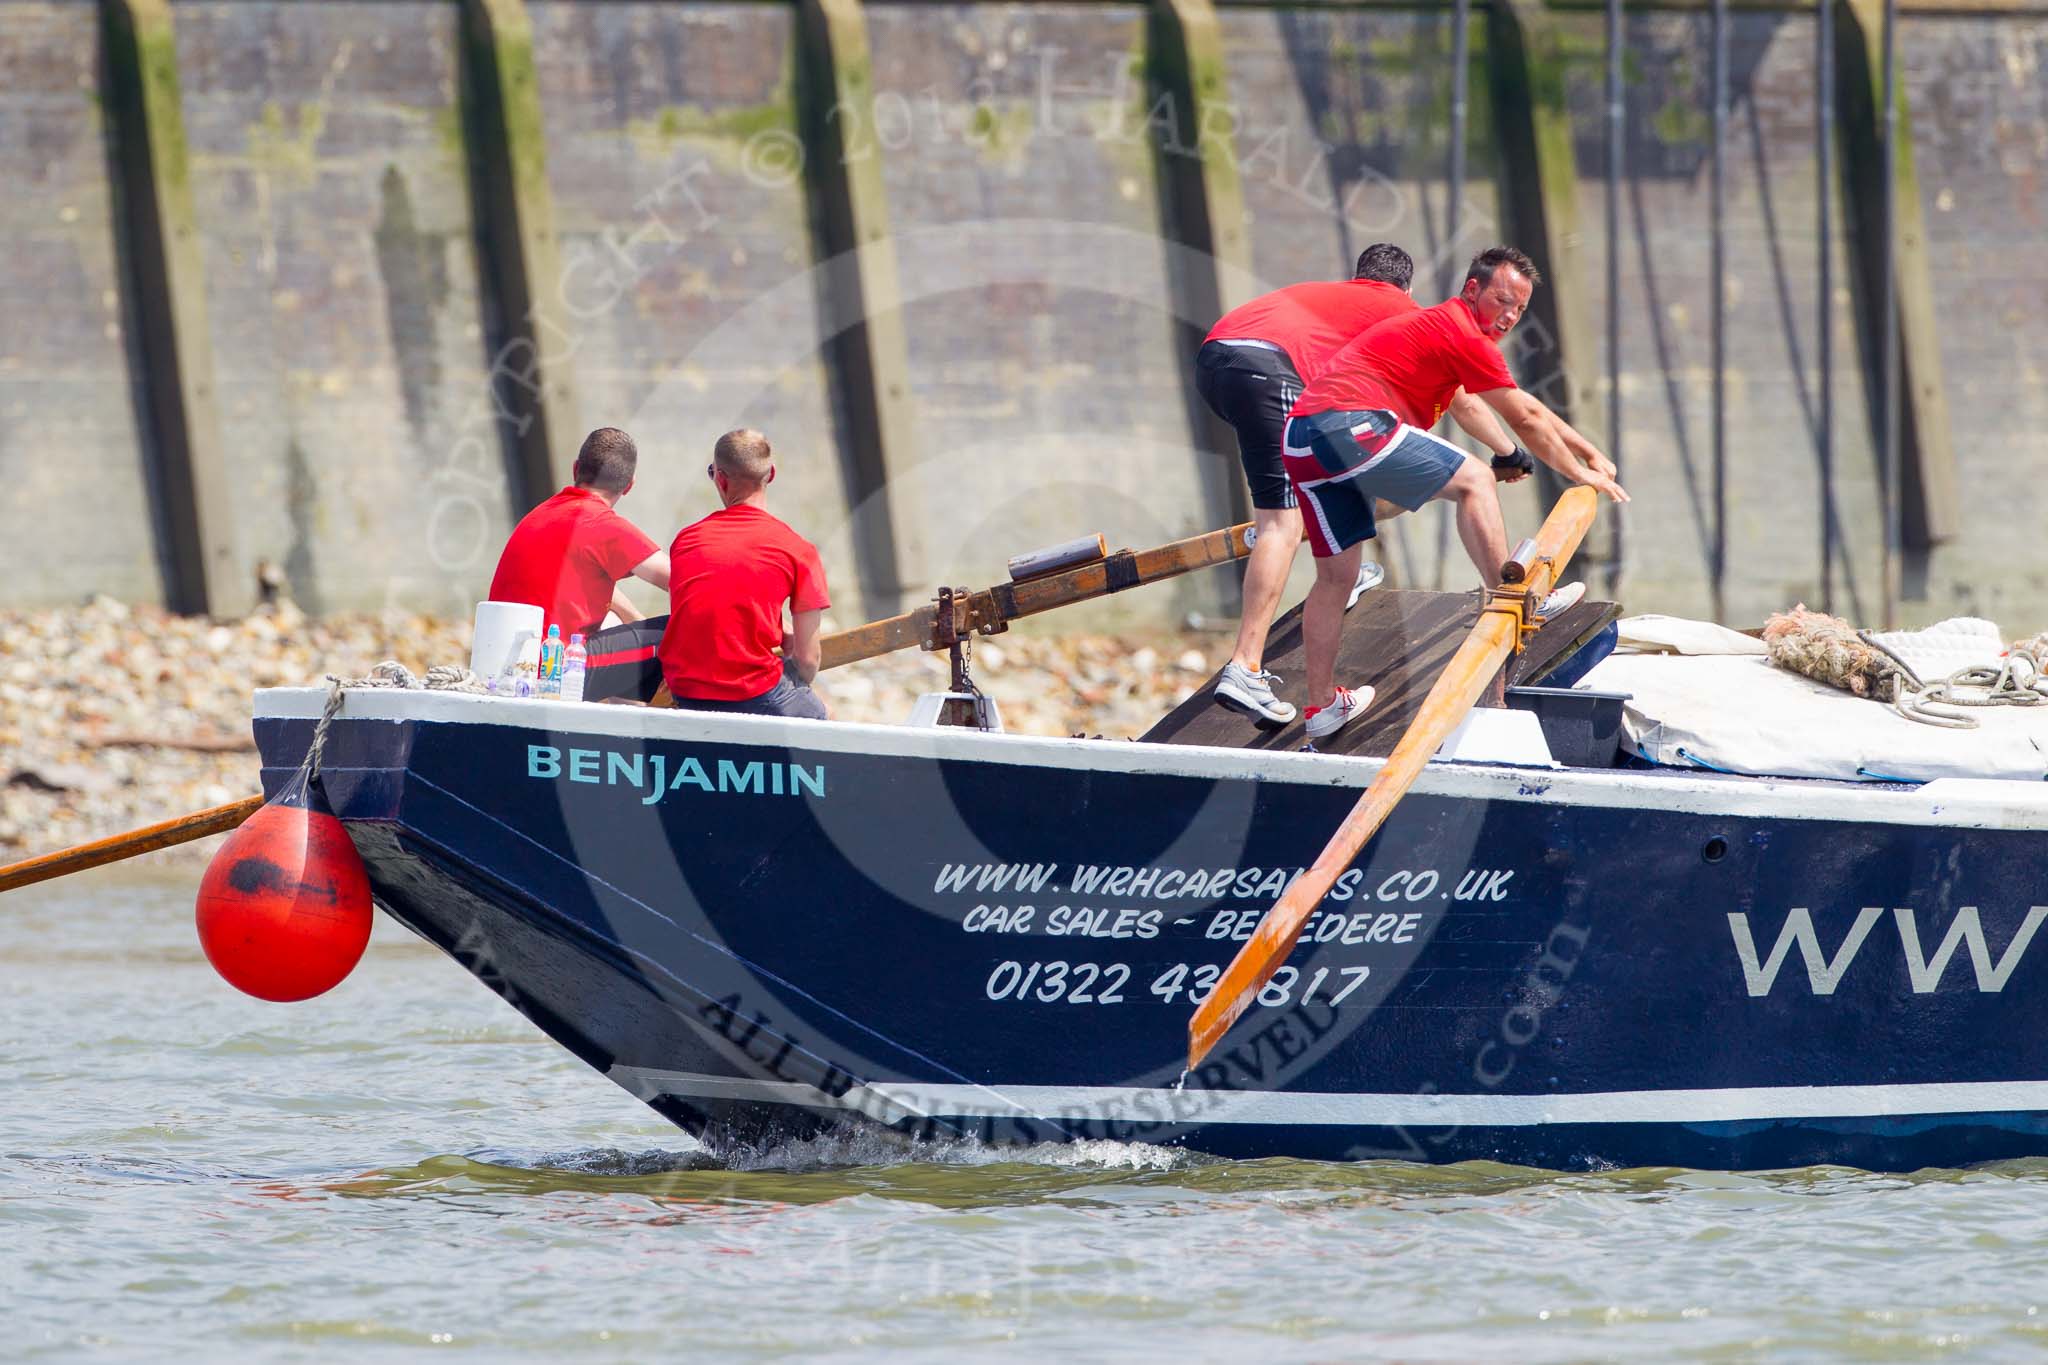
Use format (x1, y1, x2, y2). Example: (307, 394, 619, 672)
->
(1214, 661, 1297, 727)
(1537, 580, 1585, 620)
(1303, 684, 1374, 739)
(1346, 560, 1385, 611)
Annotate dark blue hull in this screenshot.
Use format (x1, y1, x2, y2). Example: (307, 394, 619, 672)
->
(255, 690, 2048, 1171)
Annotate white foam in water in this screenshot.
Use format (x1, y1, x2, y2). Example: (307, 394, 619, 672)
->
(702, 1125, 1199, 1174)
(505, 1146, 724, 1177)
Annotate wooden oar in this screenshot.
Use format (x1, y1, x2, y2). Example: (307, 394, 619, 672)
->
(819, 524, 1253, 671)
(1186, 488, 1600, 1069)
(0, 794, 263, 894)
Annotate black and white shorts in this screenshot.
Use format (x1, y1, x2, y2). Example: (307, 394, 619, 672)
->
(1194, 339, 1303, 511)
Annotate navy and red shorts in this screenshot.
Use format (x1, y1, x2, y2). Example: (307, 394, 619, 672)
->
(1282, 408, 1470, 558)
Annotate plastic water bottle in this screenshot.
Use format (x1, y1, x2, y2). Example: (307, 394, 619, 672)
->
(561, 633, 588, 704)
(538, 625, 564, 699)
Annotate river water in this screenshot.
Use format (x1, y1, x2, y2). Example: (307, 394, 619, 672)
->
(7, 872, 2048, 1361)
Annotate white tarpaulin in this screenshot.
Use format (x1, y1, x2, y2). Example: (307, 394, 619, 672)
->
(1580, 649, 2048, 783)
(1614, 613, 1767, 657)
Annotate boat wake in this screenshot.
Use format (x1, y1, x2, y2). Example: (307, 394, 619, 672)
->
(696, 1128, 1202, 1174)
(494, 1128, 1203, 1177)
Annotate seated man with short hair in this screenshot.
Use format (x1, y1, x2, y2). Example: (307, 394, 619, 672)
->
(658, 428, 831, 720)
(488, 426, 671, 640)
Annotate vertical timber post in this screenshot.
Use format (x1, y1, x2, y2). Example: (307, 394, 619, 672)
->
(1709, 0, 1728, 623)
(1603, 0, 1623, 596)
(102, 0, 245, 616)
(1150, 0, 1254, 535)
(1833, 0, 1957, 568)
(1485, 0, 1607, 566)
(461, 0, 579, 503)
(1437, 0, 1472, 589)
(796, 0, 926, 617)
(1817, 0, 1837, 613)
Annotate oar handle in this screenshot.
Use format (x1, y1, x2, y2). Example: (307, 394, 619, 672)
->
(0, 794, 263, 895)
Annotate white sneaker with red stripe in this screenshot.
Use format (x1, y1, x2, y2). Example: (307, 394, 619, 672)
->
(1536, 580, 1585, 620)
(1303, 684, 1374, 740)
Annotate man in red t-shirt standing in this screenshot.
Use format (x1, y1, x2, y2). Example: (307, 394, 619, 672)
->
(1282, 246, 1629, 740)
(1195, 243, 1526, 727)
(659, 428, 831, 720)
(488, 426, 671, 640)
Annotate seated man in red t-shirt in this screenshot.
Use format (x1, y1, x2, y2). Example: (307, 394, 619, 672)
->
(1283, 246, 1629, 741)
(658, 428, 831, 720)
(487, 426, 671, 640)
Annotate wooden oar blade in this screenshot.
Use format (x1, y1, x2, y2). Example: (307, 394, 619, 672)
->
(1188, 894, 1323, 1064)
(1184, 488, 1600, 1069)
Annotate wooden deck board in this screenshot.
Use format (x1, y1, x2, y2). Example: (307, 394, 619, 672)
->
(1140, 588, 1621, 756)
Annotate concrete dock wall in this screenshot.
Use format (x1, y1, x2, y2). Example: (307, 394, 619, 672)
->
(1, 0, 2042, 632)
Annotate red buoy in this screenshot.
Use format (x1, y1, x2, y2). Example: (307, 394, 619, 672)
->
(195, 785, 372, 1002)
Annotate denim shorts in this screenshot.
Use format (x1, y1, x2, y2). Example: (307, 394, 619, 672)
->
(670, 675, 828, 720)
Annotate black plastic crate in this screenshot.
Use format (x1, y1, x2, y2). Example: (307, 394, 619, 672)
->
(1504, 686, 1631, 768)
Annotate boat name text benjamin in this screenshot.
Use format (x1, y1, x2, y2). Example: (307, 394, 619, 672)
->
(526, 745, 826, 801)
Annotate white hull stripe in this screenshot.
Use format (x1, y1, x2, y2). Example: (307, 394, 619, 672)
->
(610, 1068, 2048, 1127)
(253, 686, 2048, 832)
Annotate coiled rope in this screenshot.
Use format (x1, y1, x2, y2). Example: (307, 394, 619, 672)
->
(1857, 632, 2048, 730)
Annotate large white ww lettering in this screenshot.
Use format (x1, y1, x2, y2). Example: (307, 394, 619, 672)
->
(1894, 906, 2048, 993)
(1728, 906, 2048, 996)
(1727, 908, 1883, 996)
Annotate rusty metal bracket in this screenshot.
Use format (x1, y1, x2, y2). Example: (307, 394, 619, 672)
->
(932, 585, 962, 649)
(980, 582, 1017, 635)
(1483, 584, 1542, 651)
(935, 585, 975, 694)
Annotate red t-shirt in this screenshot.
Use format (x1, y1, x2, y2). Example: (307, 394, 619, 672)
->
(1293, 298, 1517, 429)
(1205, 280, 1418, 385)
(487, 486, 659, 639)
(659, 504, 831, 701)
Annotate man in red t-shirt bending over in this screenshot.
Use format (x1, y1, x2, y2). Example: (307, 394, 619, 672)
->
(1283, 246, 1629, 741)
(488, 426, 671, 640)
(659, 428, 831, 721)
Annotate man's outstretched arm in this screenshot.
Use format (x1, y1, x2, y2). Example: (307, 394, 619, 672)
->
(1553, 417, 1619, 479)
(1448, 389, 1517, 457)
(630, 550, 671, 592)
(1479, 388, 1629, 502)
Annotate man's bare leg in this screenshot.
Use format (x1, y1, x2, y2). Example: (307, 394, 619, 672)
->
(1433, 460, 1512, 703)
(1302, 542, 1363, 708)
(1229, 505, 1304, 673)
(1436, 459, 1510, 586)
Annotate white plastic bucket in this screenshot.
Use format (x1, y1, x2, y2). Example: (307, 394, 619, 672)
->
(470, 601, 544, 689)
